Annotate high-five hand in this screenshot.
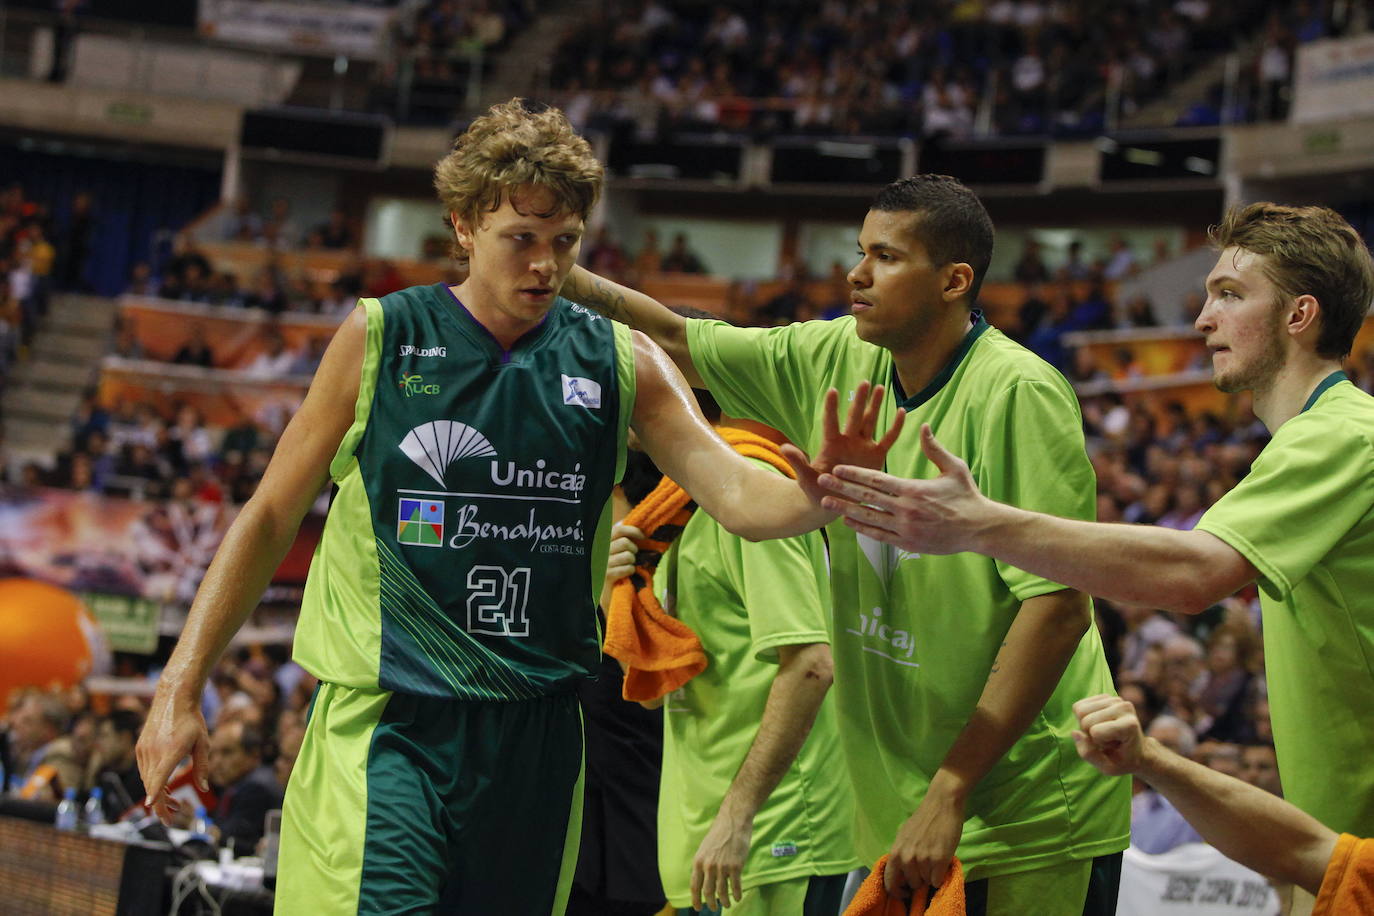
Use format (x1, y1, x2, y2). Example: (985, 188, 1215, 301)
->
(816, 423, 990, 555)
(780, 381, 906, 511)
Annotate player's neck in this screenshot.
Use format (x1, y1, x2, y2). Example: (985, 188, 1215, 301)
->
(450, 281, 542, 351)
(1251, 351, 1344, 431)
(890, 309, 975, 398)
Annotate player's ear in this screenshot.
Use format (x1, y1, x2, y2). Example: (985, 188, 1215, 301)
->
(944, 262, 975, 302)
(1286, 293, 1320, 341)
(451, 212, 474, 253)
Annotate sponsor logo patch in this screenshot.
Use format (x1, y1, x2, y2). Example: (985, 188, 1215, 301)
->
(400, 373, 441, 398)
(397, 498, 444, 546)
(562, 374, 601, 408)
(399, 421, 497, 486)
(400, 344, 447, 357)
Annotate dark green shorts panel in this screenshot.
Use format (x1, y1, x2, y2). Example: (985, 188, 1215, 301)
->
(358, 691, 585, 916)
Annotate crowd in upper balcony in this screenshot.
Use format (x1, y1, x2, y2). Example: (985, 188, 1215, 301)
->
(548, 0, 1275, 139)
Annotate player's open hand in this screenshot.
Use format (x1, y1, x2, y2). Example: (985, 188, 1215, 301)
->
(691, 811, 752, 911)
(136, 687, 210, 825)
(781, 382, 905, 511)
(1072, 694, 1146, 777)
(817, 423, 987, 555)
(885, 780, 965, 898)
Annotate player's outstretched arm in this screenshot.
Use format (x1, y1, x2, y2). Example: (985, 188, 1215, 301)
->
(563, 265, 702, 386)
(1074, 695, 1336, 895)
(819, 424, 1256, 613)
(137, 306, 365, 822)
(631, 333, 900, 540)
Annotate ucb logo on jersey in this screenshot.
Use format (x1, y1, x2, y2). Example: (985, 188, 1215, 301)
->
(562, 374, 601, 409)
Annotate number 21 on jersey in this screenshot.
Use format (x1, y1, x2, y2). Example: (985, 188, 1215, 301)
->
(467, 566, 531, 637)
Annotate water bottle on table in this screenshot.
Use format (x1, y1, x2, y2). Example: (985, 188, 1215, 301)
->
(54, 788, 78, 831)
(83, 786, 105, 830)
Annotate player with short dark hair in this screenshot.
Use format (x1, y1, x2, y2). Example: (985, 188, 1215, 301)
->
(565, 173, 1129, 916)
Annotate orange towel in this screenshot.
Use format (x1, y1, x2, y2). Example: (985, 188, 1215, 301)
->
(604, 428, 795, 702)
(843, 856, 966, 916)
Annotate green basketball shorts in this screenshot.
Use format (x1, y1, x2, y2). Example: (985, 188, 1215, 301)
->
(274, 682, 584, 915)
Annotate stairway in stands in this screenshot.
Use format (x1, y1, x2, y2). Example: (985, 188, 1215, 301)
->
(478, 0, 600, 110)
(2, 294, 115, 471)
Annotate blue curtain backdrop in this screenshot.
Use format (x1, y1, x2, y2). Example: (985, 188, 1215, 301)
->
(0, 144, 221, 297)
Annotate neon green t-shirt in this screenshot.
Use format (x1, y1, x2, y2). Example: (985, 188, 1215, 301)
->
(687, 314, 1129, 878)
(657, 459, 860, 906)
(1195, 372, 1374, 835)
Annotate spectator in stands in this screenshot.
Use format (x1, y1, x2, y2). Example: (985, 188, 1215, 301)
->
(177, 263, 214, 304)
(224, 198, 263, 243)
(1256, 14, 1295, 120)
(757, 268, 810, 325)
(167, 405, 216, 472)
(286, 337, 325, 377)
(261, 198, 300, 251)
(0, 280, 20, 369)
(70, 389, 109, 452)
(81, 430, 115, 490)
(632, 229, 662, 276)
(125, 261, 158, 297)
(90, 709, 146, 820)
(1130, 713, 1204, 853)
(246, 266, 288, 313)
(25, 223, 55, 319)
(1117, 606, 1180, 685)
(1194, 739, 1243, 778)
(1240, 743, 1282, 796)
(114, 443, 170, 497)
(1102, 235, 1138, 281)
(1013, 238, 1051, 285)
(207, 719, 283, 857)
(585, 227, 628, 279)
(172, 323, 216, 368)
(110, 320, 145, 361)
(314, 209, 355, 250)
(1121, 295, 1159, 328)
(1196, 624, 1258, 742)
(1160, 633, 1207, 716)
(57, 191, 94, 292)
(6, 689, 81, 801)
(363, 258, 405, 298)
(1059, 239, 1092, 281)
(661, 231, 707, 273)
(243, 329, 299, 379)
(164, 233, 212, 296)
(274, 721, 304, 792)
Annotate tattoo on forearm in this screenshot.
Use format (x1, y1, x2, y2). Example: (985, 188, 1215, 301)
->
(989, 639, 1008, 676)
(593, 278, 628, 322)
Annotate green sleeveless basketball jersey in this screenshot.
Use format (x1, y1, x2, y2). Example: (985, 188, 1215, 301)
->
(294, 283, 636, 700)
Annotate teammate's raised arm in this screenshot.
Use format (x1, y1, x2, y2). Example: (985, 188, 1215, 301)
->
(564, 265, 702, 386)
(629, 331, 901, 540)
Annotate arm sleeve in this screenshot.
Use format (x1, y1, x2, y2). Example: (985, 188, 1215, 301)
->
(687, 318, 839, 447)
(974, 378, 1097, 601)
(1196, 418, 1374, 600)
(713, 465, 833, 662)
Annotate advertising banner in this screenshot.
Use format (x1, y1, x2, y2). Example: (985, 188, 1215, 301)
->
(1293, 34, 1374, 124)
(199, 0, 395, 60)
